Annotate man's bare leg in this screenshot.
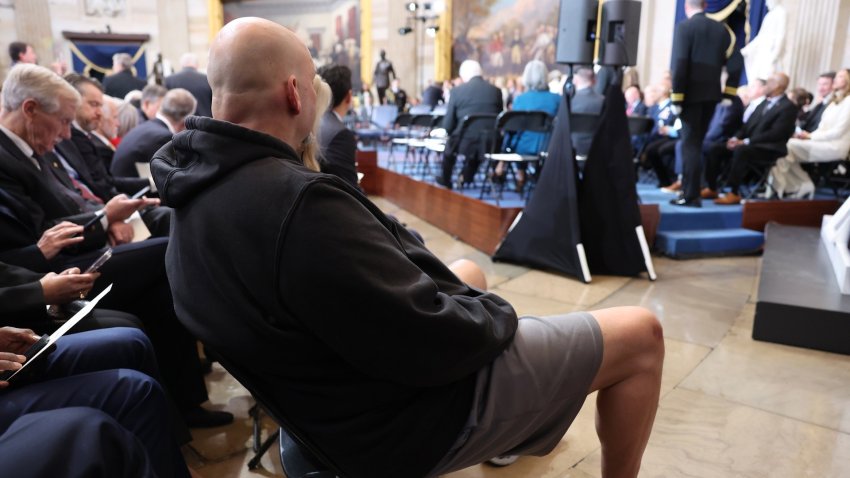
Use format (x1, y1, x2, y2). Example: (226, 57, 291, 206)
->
(588, 306, 664, 478)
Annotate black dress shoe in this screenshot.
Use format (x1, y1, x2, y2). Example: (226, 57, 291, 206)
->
(434, 176, 452, 189)
(184, 407, 234, 428)
(669, 197, 701, 208)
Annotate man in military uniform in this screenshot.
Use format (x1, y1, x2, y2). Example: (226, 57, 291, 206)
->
(670, 0, 743, 207)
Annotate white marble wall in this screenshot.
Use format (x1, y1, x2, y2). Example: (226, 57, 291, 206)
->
(0, 0, 18, 73)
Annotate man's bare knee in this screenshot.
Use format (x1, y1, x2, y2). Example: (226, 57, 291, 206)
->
(589, 306, 664, 392)
(448, 259, 487, 290)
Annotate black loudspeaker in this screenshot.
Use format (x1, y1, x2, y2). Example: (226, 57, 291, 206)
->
(555, 0, 599, 65)
(597, 1, 642, 66)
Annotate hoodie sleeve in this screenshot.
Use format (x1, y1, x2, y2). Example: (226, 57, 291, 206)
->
(277, 181, 518, 388)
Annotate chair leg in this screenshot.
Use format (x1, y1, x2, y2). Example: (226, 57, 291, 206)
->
(248, 429, 281, 470)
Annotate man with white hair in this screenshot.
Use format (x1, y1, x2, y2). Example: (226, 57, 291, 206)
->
(164, 52, 212, 117)
(111, 88, 196, 178)
(436, 59, 503, 188)
(0, 64, 231, 430)
(102, 52, 147, 99)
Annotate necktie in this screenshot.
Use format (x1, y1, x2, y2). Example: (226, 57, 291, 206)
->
(52, 151, 104, 204)
(34, 154, 99, 211)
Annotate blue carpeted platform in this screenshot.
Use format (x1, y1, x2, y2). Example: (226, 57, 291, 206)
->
(638, 184, 764, 257)
(376, 147, 766, 257)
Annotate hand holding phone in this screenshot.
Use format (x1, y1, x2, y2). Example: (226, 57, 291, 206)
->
(130, 186, 151, 200)
(85, 248, 113, 274)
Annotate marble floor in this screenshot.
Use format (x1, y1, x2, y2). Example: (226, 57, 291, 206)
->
(185, 197, 850, 478)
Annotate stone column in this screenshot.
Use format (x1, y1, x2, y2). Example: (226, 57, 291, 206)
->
(13, 0, 55, 66)
(157, 0, 190, 68)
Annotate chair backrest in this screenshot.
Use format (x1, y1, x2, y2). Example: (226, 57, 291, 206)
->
(370, 105, 398, 130)
(211, 352, 347, 477)
(569, 112, 601, 134)
(410, 114, 438, 128)
(393, 113, 413, 129)
(431, 104, 448, 116)
(628, 116, 655, 136)
(495, 110, 554, 155)
(496, 110, 553, 134)
(408, 104, 433, 115)
(454, 113, 499, 153)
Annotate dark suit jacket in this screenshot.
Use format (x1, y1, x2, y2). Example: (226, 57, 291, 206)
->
(628, 101, 648, 117)
(571, 87, 605, 156)
(441, 76, 503, 135)
(102, 70, 147, 99)
(318, 111, 359, 189)
(63, 128, 148, 198)
(800, 99, 829, 133)
(0, 187, 53, 272)
(704, 95, 744, 145)
(736, 95, 798, 155)
(111, 119, 173, 178)
(0, 260, 46, 320)
(421, 85, 443, 108)
(0, 130, 107, 251)
(165, 68, 213, 117)
(672, 12, 743, 104)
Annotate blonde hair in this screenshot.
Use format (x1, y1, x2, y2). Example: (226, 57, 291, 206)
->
(299, 74, 332, 172)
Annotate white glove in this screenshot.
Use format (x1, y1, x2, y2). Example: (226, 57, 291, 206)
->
(720, 98, 733, 107)
(670, 105, 682, 116)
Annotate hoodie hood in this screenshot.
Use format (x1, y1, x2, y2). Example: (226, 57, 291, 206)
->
(151, 116, 302, 208)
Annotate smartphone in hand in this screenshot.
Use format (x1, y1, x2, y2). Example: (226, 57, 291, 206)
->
(85, 248, 113, 273)
(130, 186, 151, 200)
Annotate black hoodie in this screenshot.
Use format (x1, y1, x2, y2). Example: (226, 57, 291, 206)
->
(151, 117, 518, 478)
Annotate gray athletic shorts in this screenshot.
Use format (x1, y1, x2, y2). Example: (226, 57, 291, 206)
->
(427, 312, 604, 477)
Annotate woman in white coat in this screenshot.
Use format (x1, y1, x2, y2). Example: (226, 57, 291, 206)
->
(771, 69, 850, 198)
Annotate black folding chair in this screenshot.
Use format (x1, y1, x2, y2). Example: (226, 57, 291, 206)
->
(445, 113, 499, 189)
(627, 116, 657, 184)
(481, 110, 554, 203)
(569, 112, 601, 164)
(212, 353, 345, 477)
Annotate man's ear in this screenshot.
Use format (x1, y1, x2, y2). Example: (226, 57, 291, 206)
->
(21, 98, 38, 119)
(345, 89, 353, 105)
(286, 75, 302, 114)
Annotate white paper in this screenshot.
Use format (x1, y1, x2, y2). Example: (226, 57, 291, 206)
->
(125, 211, 151, 243)
(4, 284, 113, 381)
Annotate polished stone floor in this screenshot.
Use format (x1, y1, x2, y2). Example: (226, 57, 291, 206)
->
(185, 197, 850, 478)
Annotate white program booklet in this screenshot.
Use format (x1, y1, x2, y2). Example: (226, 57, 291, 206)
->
(2, 284, 113, 382)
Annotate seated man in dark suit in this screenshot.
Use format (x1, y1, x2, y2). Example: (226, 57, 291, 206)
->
(111, 88, 196, 178)
(438, 59, 503, 188)
(421, 79, 443, 109)
(798, 71, 835, 133)
(165, 52, 213, 117)
(625, 85, 648, 116)
(694, 94, 744, 198)
(0, 64, 230, 428)
(0, 325, 191, 477)
(0, 258, 142, 332)
(571, 66, 605, 157)
(317, 64, 359, 189)
(58, 73, 171, 236)
(102, 52, 147, 99)
(708, 73, 797, 204)
(138, 84, 167, 122)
